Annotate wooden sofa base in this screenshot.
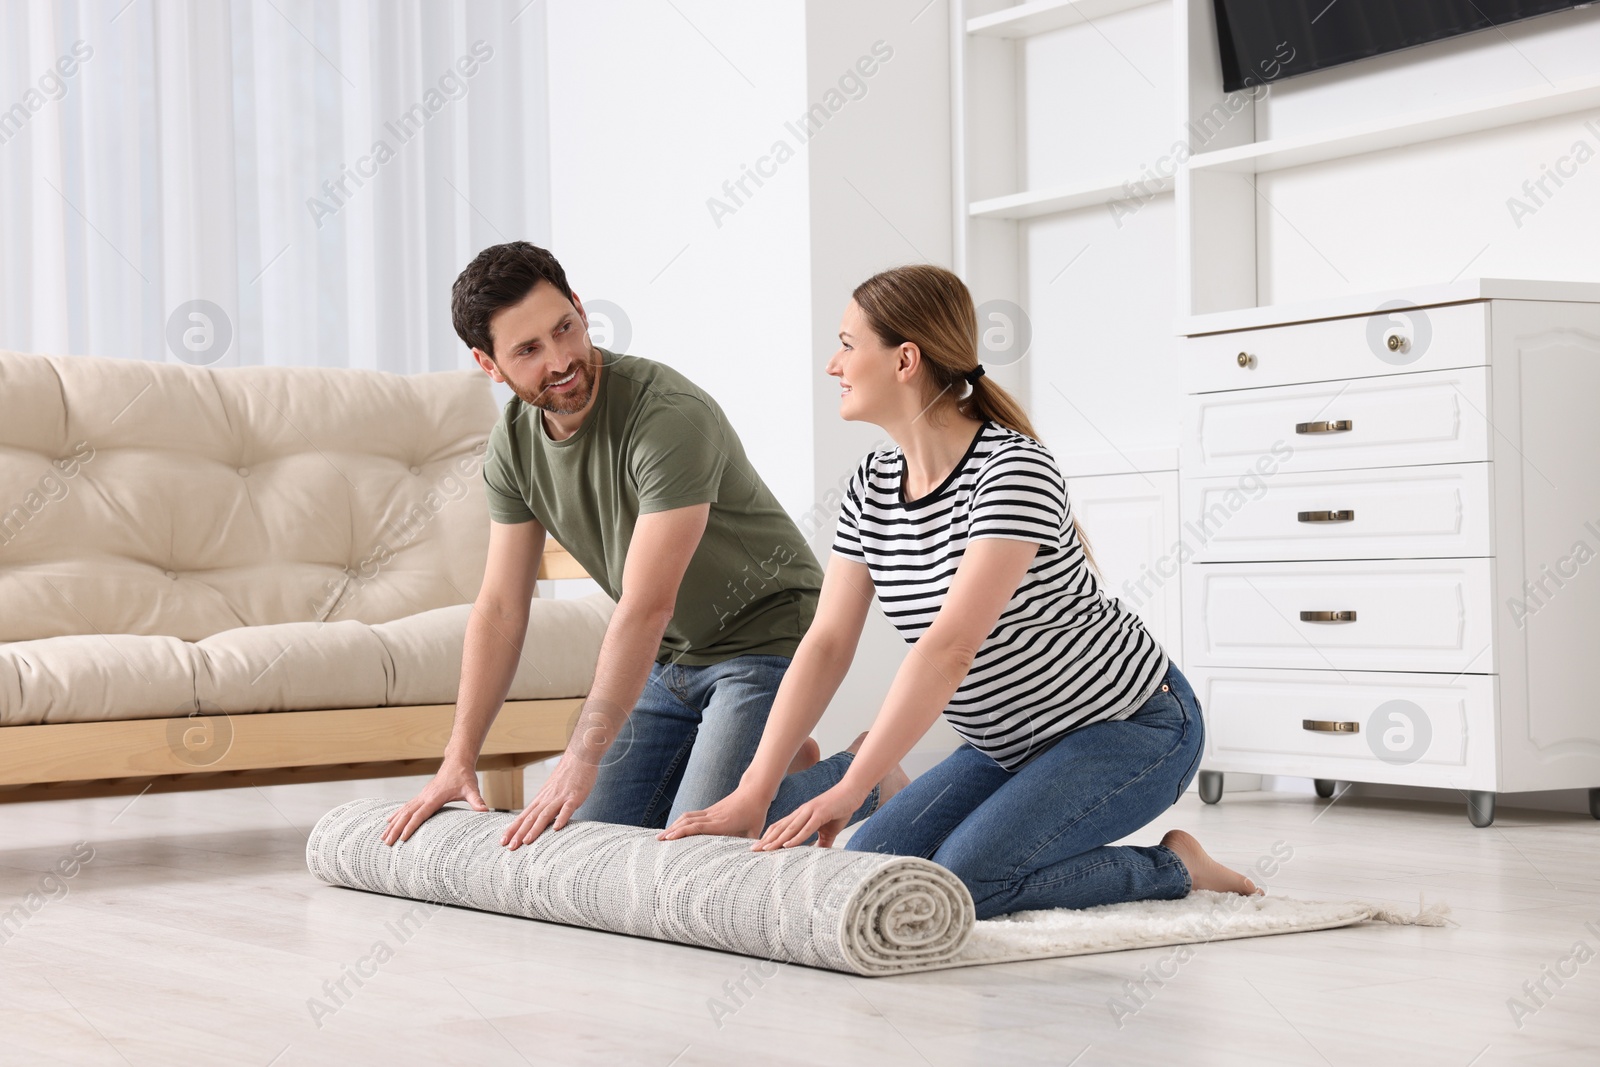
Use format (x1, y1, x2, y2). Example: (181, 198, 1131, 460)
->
(0, 699, 581, 811)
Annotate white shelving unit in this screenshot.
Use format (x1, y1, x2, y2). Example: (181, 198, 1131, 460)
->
(953, 0, 1600, 812)
(968, 173, 1173, 220)
(965, 0, 1164, 38)
(1187, 73, 1600, 176)
(951, 0, 1181, 400)
(1179, 276, 1600, 336)
(1162, 1, 1600, 820)
(956, 1, 1600, 377)
(951, 0, 1188, 668)
(1173, 0, 1600, 318)
(1178, 281, 1600, 826)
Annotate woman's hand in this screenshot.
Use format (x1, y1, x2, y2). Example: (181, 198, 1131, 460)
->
(658, 787, 770, 841)
(753, 784, 865, 851)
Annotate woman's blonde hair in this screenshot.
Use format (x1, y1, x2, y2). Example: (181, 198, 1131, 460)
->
(851, 264, 1096, 570)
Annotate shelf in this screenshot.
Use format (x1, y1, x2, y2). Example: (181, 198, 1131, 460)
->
(1175, 278, 1600, 337)
(966, 0, 1165, 38)
(1188, 73, 1600, 175)
(969, 172, 1173, 219)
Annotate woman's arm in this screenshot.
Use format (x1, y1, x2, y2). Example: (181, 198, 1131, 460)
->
(736, 554, 876, 800)
(754, 536, 1040, 850)
(658, 553, 875, 839)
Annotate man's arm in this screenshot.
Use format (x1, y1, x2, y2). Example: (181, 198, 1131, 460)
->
(500, 501, 711, 848)
(382, 518, 545, 844)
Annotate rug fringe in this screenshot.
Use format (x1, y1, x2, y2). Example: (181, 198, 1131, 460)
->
(1361, 890, 1456, 927)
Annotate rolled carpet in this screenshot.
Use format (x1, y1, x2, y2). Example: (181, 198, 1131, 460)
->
(306, 798, 975, 976)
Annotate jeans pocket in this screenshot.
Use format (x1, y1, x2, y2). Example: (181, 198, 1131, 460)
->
(1172, 695, 1204, 804)
(1174, 740, 1202, 805)
(1134, 678, 1184, 722)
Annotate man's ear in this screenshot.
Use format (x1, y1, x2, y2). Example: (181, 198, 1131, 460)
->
(569, 291, 588, 329)
(472, 347, 503, 381)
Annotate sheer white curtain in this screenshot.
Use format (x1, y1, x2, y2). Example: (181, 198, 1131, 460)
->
(0, 0, 550, 372)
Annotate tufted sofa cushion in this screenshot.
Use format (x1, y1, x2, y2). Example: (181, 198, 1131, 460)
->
(0, 350, 509, 640)
(0, 350, 612, 726)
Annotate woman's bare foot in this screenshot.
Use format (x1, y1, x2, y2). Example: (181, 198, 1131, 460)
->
(847, 732, 911, 807)
(1161, 829, 1263, 897)
(787, 737, 821, 775)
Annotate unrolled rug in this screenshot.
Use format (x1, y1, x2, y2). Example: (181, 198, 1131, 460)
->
(944, 887, 1452, 971)
(307, 799, 1451, 977)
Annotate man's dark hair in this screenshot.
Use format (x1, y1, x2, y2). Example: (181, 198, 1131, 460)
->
(451, 241, 574, 358)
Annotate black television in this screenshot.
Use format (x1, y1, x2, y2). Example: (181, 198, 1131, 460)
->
(1213, 0, 1589, 92)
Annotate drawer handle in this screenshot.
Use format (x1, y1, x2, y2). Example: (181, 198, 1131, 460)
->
(1236, 351, 1255, 368)
(1297, 509, 1355, 523)
(1295, 419, 1352, 434)
(1303, 720, 1360, 733)
(1300, 610, 1357, 622)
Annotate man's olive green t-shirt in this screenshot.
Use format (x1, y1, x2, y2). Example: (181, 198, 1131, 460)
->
(482, 349, 823, 666)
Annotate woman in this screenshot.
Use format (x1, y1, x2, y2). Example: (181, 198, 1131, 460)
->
(660, 265, 1260, 918)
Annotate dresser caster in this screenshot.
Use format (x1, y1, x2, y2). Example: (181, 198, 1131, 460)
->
(1314, 779, 1337, 799)
(1198, 771, 1224, 804)
(1589, 788, 1599, 820)
(1468, 791, 1496, 828)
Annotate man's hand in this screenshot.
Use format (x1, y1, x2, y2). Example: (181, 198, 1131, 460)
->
(657, 786, 770, 842)
(500, 755, 600, 849)
(383, 519, 540, 847)
(381, 761, 488, 845)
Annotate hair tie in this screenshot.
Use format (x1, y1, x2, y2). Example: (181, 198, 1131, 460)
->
(963, 365, 986, 386)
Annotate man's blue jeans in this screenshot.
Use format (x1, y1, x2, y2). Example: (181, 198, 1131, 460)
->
(843, 661, 1205, 919)
(572, 653, 881, 830)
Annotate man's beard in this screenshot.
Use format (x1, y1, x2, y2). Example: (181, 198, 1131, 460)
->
(507, 351, 599, 415)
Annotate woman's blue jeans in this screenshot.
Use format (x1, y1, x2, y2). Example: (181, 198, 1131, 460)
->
(841, 661, 1205, 919)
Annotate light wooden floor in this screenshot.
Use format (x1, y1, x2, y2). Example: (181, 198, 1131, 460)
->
(1, 774, 1597, 1066)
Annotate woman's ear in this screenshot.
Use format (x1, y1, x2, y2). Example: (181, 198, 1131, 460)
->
(896, 342, 921, 383)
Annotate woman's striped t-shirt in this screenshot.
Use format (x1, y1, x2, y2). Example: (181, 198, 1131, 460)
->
(832, 420, 1170, 770)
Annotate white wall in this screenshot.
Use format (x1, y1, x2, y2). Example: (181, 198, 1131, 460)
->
(803, 0, 955, 762)
(544, 0, 957, 766)
(543, 0, 815, 515)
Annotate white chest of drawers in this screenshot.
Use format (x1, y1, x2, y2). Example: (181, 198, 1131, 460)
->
(1178, 284, 1600, 826)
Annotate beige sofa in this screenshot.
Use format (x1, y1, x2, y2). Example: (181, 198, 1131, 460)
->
(0, 350, 613, 807)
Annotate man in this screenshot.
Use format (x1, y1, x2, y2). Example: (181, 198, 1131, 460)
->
(382, 241, 829, 849)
